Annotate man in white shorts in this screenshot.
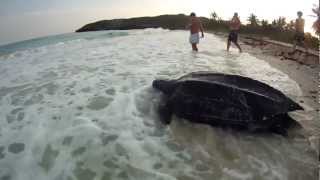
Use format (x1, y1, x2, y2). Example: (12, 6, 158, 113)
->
(187, 12, 204, 51)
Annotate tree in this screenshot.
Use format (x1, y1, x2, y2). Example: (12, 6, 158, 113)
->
(285, 20, 295, 31)
(312, 4, 320, 35)
(278, 17, 286, 29)
(271, 19, 277, 27)
(248, 13, 259, 26)
(261, 19, 269, 27)
(271, 17, 286, 30)
(211, 11, 218, 21)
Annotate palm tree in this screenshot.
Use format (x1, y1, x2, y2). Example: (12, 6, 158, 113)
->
(211, 11, 218, 21)
(312, 4, 320, 35)
(276, 17, 286, 30)
(271, 20, 277, 27)
(285, 20, 295, 31)
(261, 19, 269, 27)
(248, 13, 259, 26)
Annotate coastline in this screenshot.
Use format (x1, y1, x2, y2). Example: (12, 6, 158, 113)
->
(211, 31, 319, 161)
(0, 28, 318, 179)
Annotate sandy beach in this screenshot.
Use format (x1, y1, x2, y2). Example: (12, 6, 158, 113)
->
(213, 32, 320, 160)
(0, 29, 318, 180)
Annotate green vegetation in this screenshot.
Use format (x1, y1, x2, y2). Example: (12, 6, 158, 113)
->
(77, 12, 319, 50)
(312, 5, 320, 35)
(205, 11, 319, 50)
(76, 14, 197, 32)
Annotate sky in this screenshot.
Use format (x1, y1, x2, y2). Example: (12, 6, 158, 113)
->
(0, 0, 318, 45)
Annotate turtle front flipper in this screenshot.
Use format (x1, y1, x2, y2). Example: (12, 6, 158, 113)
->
(158, 101, 173, 125)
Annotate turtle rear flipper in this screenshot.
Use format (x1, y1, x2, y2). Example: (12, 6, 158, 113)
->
(158, 102, 173, 124)
(248, 122, 269, 133)
(247, 120, 288, 136)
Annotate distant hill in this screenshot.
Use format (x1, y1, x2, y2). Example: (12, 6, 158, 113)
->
(76, 14, 210, 32)
(76, 14, 318, 50)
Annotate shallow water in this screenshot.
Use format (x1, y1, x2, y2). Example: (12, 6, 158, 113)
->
(0, 29, 317, 180)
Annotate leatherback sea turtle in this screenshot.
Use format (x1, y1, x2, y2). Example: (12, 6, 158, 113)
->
(152, 72, 303, 134)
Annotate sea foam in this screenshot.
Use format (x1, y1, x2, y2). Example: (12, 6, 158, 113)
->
(0, 29, 317, 180)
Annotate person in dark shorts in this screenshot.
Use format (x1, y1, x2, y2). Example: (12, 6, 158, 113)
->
(227, 13, 242, 53)
(292, 11, 307, 52)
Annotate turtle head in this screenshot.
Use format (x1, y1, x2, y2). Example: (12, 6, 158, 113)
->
(288, 101, 304, 111)
(152, 79, 176, 95)
(285, 97, 304, 112)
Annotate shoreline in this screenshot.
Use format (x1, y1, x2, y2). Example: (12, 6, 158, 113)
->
(211, 31, 319, 161)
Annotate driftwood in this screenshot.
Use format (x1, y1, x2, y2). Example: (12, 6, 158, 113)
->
(242, 36, 319, 66)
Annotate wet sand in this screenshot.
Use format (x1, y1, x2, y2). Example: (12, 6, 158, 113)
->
(245, 41, 319, 158)
(213, 32, 319, 162)
(0, 29, 318, 180)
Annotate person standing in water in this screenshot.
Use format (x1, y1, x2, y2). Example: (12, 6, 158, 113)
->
(227, 13, 242, 53)
(187, 12, 204, 51)
(292, 11, 307, 52)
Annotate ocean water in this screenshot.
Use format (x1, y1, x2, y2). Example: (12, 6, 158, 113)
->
(0, 29, 317, 180)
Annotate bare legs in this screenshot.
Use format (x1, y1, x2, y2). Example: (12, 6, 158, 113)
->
(234, 42, 242, 53)
(227, 41, 231, 51)
(192, 44, 198, 51)
(292, 41, 308, 54)
(291, 33, 308, 54)
(227, 40, 242, 53)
